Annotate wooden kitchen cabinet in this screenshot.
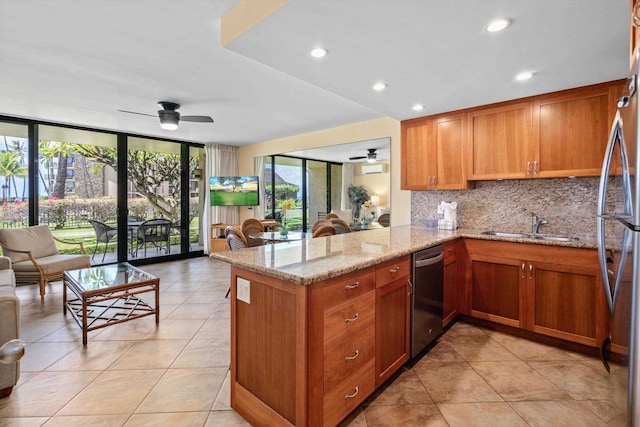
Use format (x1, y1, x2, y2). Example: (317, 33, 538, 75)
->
(531, 83, 621, 178)
(443, 240, 464, 327)
(401, 113, 470, 190)
(375, 255, 410, 386)
(466, 101, 532, 180)
(465, 240, 608, 348)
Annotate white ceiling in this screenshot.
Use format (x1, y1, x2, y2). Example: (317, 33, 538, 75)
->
(0, 0, 630, 162)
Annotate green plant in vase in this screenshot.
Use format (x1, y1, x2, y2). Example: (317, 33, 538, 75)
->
(278, 198, 295, 237)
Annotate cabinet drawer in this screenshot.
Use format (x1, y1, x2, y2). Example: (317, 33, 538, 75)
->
(323, 358, 375, 427)
(324, 326, 375, 391)
(321, 267, 375, 307)
(324, 291, 375, 349)
(375, 255, 410, 287)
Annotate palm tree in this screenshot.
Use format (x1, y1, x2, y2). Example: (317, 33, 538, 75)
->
(0, 151, 28, 201)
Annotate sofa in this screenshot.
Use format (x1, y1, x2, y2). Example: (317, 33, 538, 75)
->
(0, 225, 90, 298)
(0, 256, 20, 398)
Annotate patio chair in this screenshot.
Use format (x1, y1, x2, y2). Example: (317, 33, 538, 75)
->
(134, 219, 172, 257)
(0, 225, 90, 298)
(87, 219, 117, 262)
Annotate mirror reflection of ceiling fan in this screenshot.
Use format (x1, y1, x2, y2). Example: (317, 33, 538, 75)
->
(349, 148, 377, 163)
(118, 101, 214, 131)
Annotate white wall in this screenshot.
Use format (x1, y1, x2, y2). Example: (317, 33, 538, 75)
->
(237, 117, 409, 226)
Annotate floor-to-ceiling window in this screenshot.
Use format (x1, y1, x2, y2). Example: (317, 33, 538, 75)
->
(264, 155, 342, 231)
(0, 115, 205, 266)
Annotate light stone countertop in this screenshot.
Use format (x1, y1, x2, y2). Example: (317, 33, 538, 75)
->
(210, 225, 598, 285)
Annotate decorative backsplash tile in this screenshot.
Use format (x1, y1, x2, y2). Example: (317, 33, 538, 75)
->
(411, 177, 598, 237)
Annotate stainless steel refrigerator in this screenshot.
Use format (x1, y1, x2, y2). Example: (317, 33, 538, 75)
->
(598, 47, 640, 425)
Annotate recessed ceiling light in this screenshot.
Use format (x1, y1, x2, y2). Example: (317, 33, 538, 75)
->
(372, 82, 387, 91)
(515, 71, 533, 81)
(486, 18, 510, 32)
(412, 104, 424, 111)
(310, 47, 327, 58)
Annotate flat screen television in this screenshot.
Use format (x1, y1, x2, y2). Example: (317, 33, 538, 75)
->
(210, 175, 259, 206)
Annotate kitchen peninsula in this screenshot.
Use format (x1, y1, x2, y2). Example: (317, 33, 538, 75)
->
(211, 225, 601, 427)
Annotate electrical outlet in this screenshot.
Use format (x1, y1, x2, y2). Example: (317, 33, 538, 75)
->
(237, 278, 250, 304)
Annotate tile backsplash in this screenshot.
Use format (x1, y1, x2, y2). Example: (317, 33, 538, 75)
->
(411, 177, 598, 237)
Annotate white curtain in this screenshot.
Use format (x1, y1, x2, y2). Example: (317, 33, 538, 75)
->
(203, 144, 239, 254)
(253, 156, 265, 219)
(341, 163, 356, 211)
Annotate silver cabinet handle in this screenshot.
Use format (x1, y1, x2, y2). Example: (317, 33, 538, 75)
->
(533, 161, 538, 175)
(345, 313, 359, 323)
(526, 161, 531, 175)
(529, 263, 533, 280)
(521, 263, 525, 279)
(389, 267, 400, 273)
(345, 350, 359, 361)
(345, 386, 359, 399)
(345, 281, 359, 290)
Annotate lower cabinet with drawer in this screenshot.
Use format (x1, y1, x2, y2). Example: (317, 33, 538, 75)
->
(229, 255, 411, 427)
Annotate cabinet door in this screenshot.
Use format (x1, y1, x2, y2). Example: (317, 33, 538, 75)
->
(532, 85, 613, 178)
(526, 261, 607, 347)
(375, 276, 410, 387)
(467, 102, 532, 180)
(469, 254, 526, 328)
(435, 114, 468, 189)
(443, 244, 457, 327)
(401, 120, 436, 189)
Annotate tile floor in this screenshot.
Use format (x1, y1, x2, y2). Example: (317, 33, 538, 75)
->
(0, 257, 629, 426)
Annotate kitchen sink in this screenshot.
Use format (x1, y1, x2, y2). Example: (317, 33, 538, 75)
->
(481, 231, 532, 238)
(481, 231, 579, 242)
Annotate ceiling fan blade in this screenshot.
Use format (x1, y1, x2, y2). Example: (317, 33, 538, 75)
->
(118, 109, 156, 117)
(181, 115, 214, 123)
(349, 156, 366, 160)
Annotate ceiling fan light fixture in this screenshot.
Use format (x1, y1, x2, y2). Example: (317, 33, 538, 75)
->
(159, 110, 179, 130)
(367, 149, 377, 163)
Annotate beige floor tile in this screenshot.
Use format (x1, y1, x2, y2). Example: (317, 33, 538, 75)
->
(124, 412, 209, 426)
(362, 403, 448, 427)
(19, 342, 82, 372)
(204, 410, 251, 426)
(413, 340, 465, 365)
(339, 408, 367, 427)
(0, 371, 100, 417)
(485, 330, 578, 361)
(414, 361, 502, 403)
(135, 367, 228, 413)
(47, 340, 135, 371)
(0, 417, 50, 427)
(141, 318, 206, 340)
(57, 369, 165, 416)
(166, 302, 218, 319)
(212, 369, 231, 410)
(171, 340, 229, 369)
(108, 340, 188, 370)
(470, 360, 568, 401)
(43, 415, 129, 426)
(438, 402, 528, 426)
(446, 334, 519, 362)
(511, 400, 610, 426)
(367, 369, 433, 406)
(192, 318, 230, 344)
(18, 321, 67, 343)
(529, 360, 620, 400)
(90, 317, 157, 342)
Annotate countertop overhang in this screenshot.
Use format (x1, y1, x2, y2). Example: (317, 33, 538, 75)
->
(210, 225, 598, 285)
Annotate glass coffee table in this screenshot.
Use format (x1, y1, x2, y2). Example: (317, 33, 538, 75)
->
(63, 262, 160, 345)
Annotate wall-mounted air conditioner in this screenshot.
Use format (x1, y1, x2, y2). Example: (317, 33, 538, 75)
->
(361, 164, 384, 174)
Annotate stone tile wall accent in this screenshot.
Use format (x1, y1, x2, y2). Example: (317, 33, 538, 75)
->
(411, 177, 598, 238)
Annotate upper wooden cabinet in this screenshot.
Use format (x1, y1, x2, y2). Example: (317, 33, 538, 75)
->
(531, 84, 621, 178)
(466, 102, 532, 180)
(403, 80, 624, 184)
(401, 113, 470, 190)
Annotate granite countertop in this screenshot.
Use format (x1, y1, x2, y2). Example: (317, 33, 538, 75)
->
(210, 225, 598, 285)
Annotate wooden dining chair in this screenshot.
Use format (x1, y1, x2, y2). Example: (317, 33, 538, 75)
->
(241, 218, 265, 247)
(312, 224, 336, 238)
(330, 218, 351, 234)
(224, 226, 248, 297)
(311, 219, 332, 234)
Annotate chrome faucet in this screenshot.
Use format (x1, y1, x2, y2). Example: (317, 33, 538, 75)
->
(531, 213, 548, 234)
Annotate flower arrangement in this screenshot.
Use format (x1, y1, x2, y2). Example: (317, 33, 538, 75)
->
(278, 198, 295, 230)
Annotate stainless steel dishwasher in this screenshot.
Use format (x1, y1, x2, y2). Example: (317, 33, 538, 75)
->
(411, 245, 444, 359)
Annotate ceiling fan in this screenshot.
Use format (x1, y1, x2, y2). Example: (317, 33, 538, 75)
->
(118, 101, 214, 131)
(349, 148, 377, 163)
